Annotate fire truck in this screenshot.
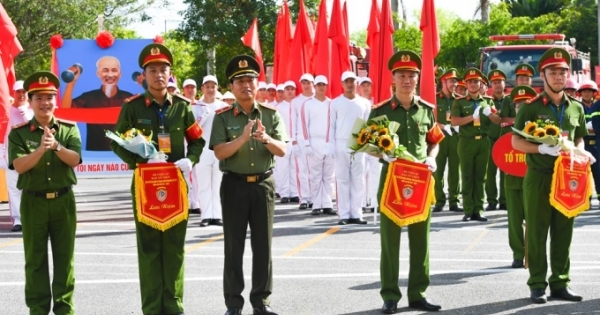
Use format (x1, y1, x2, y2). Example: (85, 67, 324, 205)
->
(479, 34, 591, 93)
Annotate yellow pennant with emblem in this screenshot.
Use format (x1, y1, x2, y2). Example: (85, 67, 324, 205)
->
(549, 153, 593, 218)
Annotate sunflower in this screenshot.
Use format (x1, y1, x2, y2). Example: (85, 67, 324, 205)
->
(533, 128, 546, 138)
(377, 127, 389, 137)
(378, 135, 394, 151)
(357, 128, 370, 145)
(544, 125, 560, 136)
(524, 121, 538, 134)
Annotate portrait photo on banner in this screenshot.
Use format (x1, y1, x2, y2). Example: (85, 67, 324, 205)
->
(54, 39, 152, 176)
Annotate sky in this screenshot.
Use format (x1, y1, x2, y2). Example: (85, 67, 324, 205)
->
(130, 0, 494, 38)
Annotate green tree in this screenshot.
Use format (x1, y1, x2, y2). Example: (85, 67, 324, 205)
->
(557, 1, 599, 66)
(393, 21, 421, 53)
(350, 30, 367, 47)
(502, 0, 570, 18)
(163, 31, 198, 84)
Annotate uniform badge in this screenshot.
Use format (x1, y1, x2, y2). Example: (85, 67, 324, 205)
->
(401, 54, 410, 62)
(518, 89, 526, 96)
(156, 187, 167, 202)
(39, 76, 48, 84)
(569, 179, 578, 191)
(239, 59, 248, 68)
(554, 51, 562, 59)
(151, 47, 160, 55)
(469, 70, 475, 75)
(145, 97, 151, 106)
(233, 107, 240, 116)
(402, 186, 413, 199)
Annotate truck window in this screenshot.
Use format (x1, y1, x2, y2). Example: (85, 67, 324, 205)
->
(482, 48, 546, 87)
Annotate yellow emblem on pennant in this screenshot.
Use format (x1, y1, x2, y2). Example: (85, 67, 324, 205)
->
(150, 47, 160, 55)
(554, 51, 563, 59)
(39, 76, 49, 85)
(469, 70, 476, 75)
(239, 59, 248, 68)
(518, 89, 526, 96)
(401, 55, 410, 62)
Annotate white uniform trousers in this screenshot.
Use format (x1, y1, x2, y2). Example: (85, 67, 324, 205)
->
(296, 151, 311, 204)
(195, 159, 223, 220)
(334, 141, 365, 219)
(364, 155, 382, 209)
(307, 143, 335, 209)
(6, 169, 21, 226)
(275, 148, 299, 198)
(188, 168, 200, 210)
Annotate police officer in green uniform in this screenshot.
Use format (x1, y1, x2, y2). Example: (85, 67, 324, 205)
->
(512, 47, 590, 304)
(485, 70, 508, 210)
(210, 55, 288, 315)
(8, 71, 82, 315)
(451, 68, 502, 222)
(433, 68, 462, 213)
(110, 43, 205, 315)
(500, 85, 537, 269)
(371, 50, 442, 314)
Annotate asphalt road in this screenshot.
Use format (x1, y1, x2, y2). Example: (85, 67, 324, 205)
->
(1, 177, 599, 315)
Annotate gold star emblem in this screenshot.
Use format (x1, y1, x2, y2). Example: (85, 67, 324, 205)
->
(522, 66, 528, 71)
(451, 71, 456, 76)
(39, 76, 49, 85)
(239, 59, 248, 68)
(554, 51, 563, 59)
(469, 70, 475, 75)
(401, 55, 410, 62)
(494, 71, 498, 76)
(150, 47, 160, 55)
(518, 89, 526, 96)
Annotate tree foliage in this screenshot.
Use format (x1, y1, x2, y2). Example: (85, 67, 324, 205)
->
(502, 0, 570, 18)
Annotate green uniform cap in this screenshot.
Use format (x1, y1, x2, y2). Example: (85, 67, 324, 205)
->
(24, 71, 60, 94)
(138, 43, 173, 68)
(515, 63, 535, 77)
(440, 68, 458, 81)
(226, 55, 260, 81)
(388, 50, 421, 73)
(510, 85, 537, 102)
(488, 69, 507, 82)
(537, 47, 570, 72)
(463, 67, 485, 82)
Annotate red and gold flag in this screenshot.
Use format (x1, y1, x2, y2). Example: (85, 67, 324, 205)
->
(549, 153, 593, 218)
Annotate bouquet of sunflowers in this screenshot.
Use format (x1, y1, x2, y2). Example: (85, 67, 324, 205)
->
(348, 115, 417, 161)
(106, 128, 164, 160)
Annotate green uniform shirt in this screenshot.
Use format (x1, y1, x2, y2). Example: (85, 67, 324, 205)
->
(369, 96, 436, 161)
(210, 101, 288, 174)
(435, 92, 457, 125)
(513, 91, 588, 170)
(111, 90, 205, 169)
(488, 95, 506, 139)
(450, 94, 493, 137)
(499, 96, 516, 135)
(8, 117, 82, 190)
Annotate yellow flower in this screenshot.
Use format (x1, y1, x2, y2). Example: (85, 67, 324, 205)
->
(357, 128, 370, 145)
(377, 127, 389, 137)
(378, 135, 394, 151)
(524, 121, 538, 134)
(533, 128, 546, 137)
(544, 125, 560, 136)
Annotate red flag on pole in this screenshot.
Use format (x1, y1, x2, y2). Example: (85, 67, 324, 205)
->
(0, 4, 24, 142)
(367, 0, 394, 104)
(274, 1, 294, 84)
(419, 0, 440, 117)
(328, 0, 351, 97)
(241, 18, 266, 82)
(288, 0, 315, 94)
(312, 0, 331, 97)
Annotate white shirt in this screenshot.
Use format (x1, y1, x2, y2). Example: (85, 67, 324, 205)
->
(329, 95, 371, 141)
(191, 99, 229, 164)
(299, 97, 331, 144)
(276, 100, 295, 140)
(290, 94, 313, 141)
(3, 104, 33, 160)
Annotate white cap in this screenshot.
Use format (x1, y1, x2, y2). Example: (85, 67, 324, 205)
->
(167, 82, 177, 88)
(222, 91, 235, 100)
(202, 75, 218, 85)
(215, 91, 223, 99)
(341, 71, 357, 82)
(300, 73, 315, 82)
(360, 77, 372, 85)
(284, 80, 296, 88)
(258, 81, 267, 89)
(266, 83, 277, 90)
(183, 79, 197, 87)
(12, 80, 24, 91)
(314, 75, 328, 85)
(276, 84, 285, 91)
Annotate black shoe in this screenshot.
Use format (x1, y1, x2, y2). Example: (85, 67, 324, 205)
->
(408, 298, 442, 311)
(253, 305, 278, 315)
(299, 203, 308, 209)
(499, 203, 507, 210)
(432, 205, 443, 212)
(530, 288, 547, 304)
(511, 259, 524, 268)
(449, 205, 463, 212)
(381, 300, 398, 314)
(211, 219, 223, 226)
(311, 209, 321, 215)
(225, 308, 241, 315)
(280, 197, 289, 203)
(363, 206, 374, 213)
(308, 203, 313, 209)
(290, 196, 300, 203)
(189, 208, 200, 214)
(550, 287, 583, 302)
(471, 213, 488, 222)
(485, 203, 497, 211)
(348, 218, 368, 224)
(275, 193, 281, 199)
(322, 208, 337, 215)
(11, 224, 22, 232)
(462, 215, 471, 222)
(338, 219, 349, 225)
(199, 219, 211, 227)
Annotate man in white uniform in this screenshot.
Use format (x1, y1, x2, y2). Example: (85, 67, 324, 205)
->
(191, 75, 228, 227)
(291, 73, 315, 209)
(2, 81, 33, 232)
(274, 81, 300, 204)
(299, 75, 337, 216)
(359, 77, 381, 213)
(266, 83, 277, 106)
(329, 71, 370, 225)
(276, 84, 285, 103)
(257, 81, 268, 104)
(182, 78, 202, 214)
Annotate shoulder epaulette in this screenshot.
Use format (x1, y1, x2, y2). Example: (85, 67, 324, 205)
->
(124, 94, 142, 103)
(12, 121, 29, 129)
(525, 94, 542, 104)
(371, 99, 390, 110)
(415, 96, 435, 109)
(173, 94, 192, 104)
(57, 119, 76, 126)
(215, 105, 234, 114)
(259, 102, 277, 111)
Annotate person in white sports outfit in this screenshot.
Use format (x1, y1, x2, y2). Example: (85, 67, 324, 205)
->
(274, 81, 300, 204)
(190, 75, 228, 227)
(182, 78, 202, 215)
(329, 71, 371, 225)
(266, 83, 277, 106)
(291, 73, 315, 210)
(276, 84, 285, 103)
(299, 75, 337, 216)
(2, 81, 33, 232)
(359, 77, 381, 213)
(257, 81, 268, 104)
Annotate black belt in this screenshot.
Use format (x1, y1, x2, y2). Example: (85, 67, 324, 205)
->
(224, 170, 273, 183)
(461, 135, 487, 140)
(23, 186, 72, 199)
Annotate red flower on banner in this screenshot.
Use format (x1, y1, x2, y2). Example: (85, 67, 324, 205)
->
(50, 34, 63, 49)
(95, 31, 115, 49)
(153, 35, 164, 44)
